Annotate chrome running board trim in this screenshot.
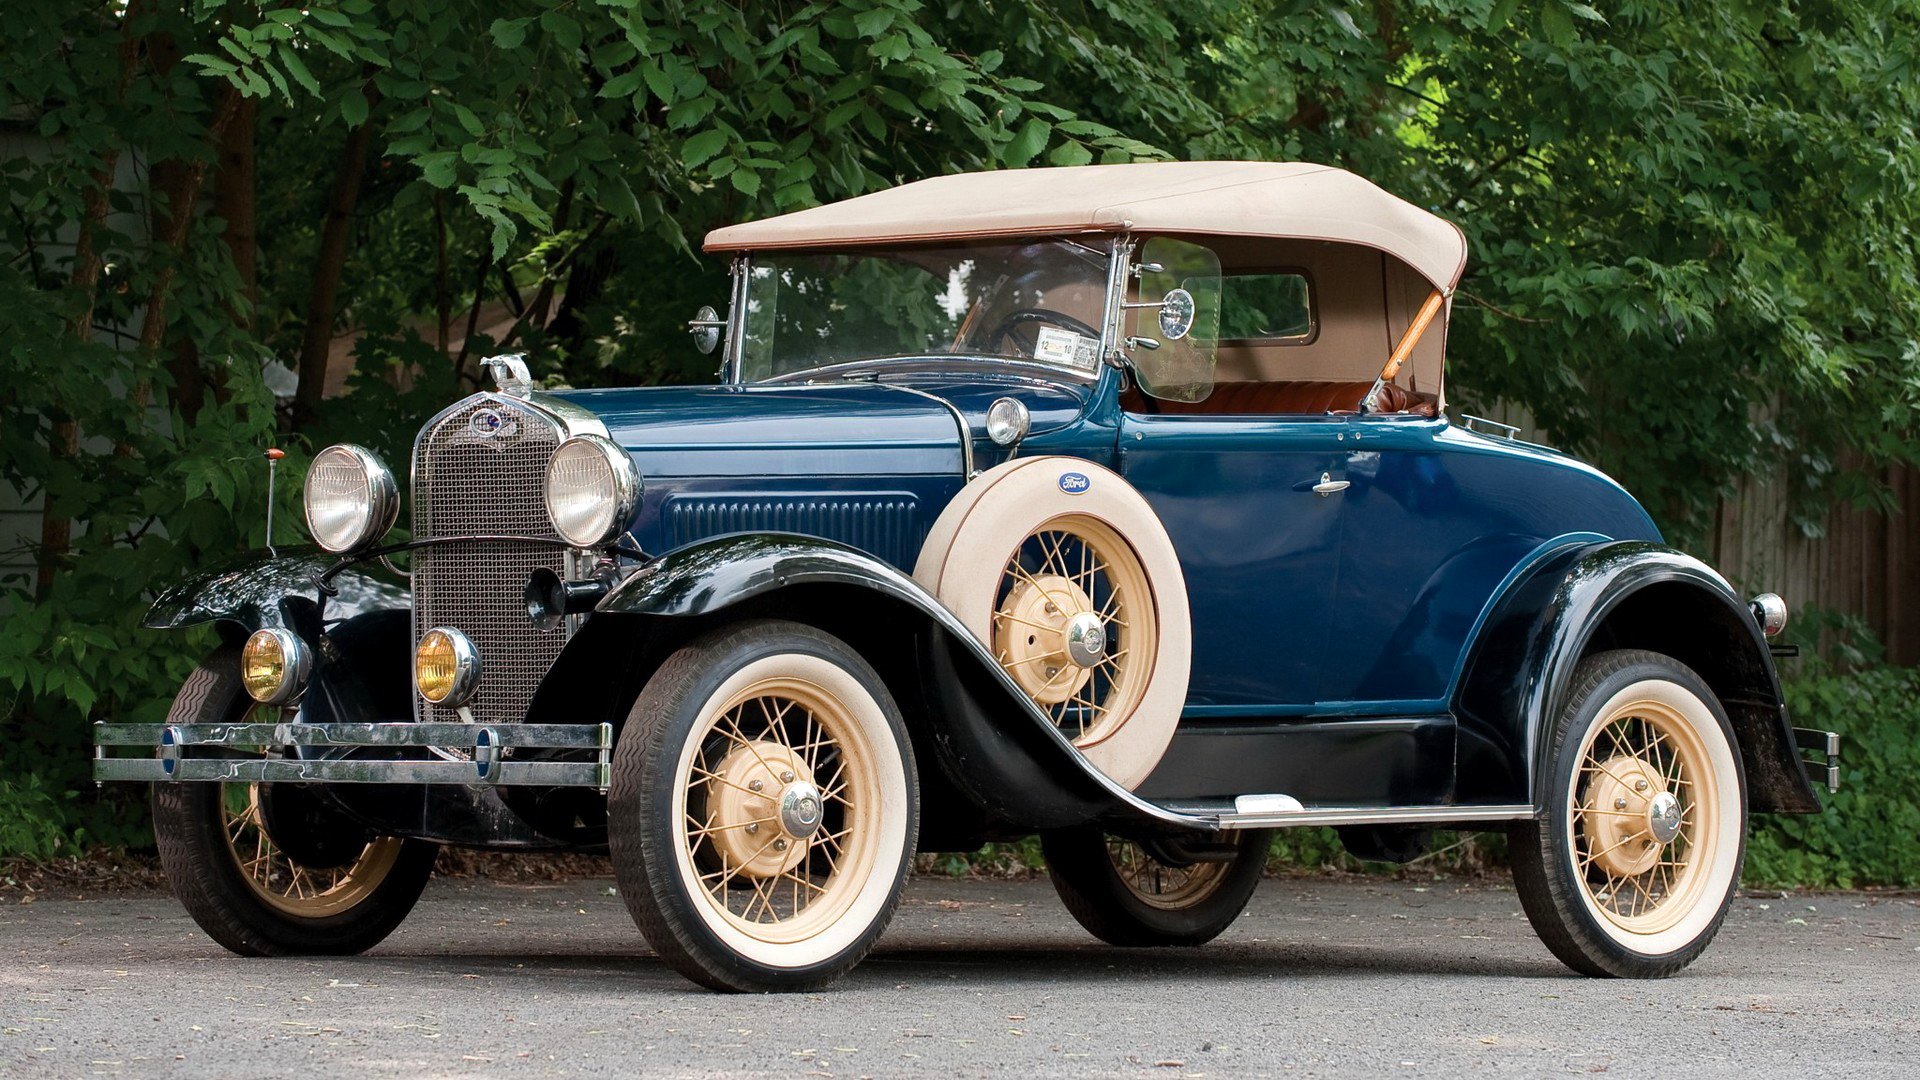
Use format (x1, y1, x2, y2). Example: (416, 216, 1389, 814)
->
(1161, 801, 1537, 830)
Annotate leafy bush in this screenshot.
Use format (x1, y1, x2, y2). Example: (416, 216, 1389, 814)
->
(0, 775, 80, 861)
(1745, 665, 1920, 889)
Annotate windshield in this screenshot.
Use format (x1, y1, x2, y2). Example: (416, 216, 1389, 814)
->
(738, 239, 1111, 382)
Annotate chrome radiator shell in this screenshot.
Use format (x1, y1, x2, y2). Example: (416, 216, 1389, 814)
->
(409, 392, 583, 725)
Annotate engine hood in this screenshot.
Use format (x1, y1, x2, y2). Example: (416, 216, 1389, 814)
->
(548, 374, 1090, 479)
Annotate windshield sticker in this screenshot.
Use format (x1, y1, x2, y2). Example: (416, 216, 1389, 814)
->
(1034, 327, 1098, 370)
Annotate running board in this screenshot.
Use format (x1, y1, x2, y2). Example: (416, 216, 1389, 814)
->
(1160, 798, 1537, 830)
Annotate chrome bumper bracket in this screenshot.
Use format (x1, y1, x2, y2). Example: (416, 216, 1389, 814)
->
(94, 721, 614, 789)
(1793, 727, 1842, 794)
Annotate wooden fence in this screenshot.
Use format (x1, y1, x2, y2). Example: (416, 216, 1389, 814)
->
(1712, 464, 1920, 665)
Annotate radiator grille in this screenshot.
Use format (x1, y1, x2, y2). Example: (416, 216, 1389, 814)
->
(665, 495, 923, 569)
(411, 394, 567, 724)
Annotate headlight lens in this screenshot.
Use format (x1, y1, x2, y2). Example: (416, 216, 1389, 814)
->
(303, 444, 399, 553)
(415, 627, 481, 706)
(240, 628, 310, 704)
(985, 396, 1031, 447)
(545, 435, 640, 548)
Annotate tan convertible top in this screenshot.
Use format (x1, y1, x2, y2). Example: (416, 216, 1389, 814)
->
(703, 161, 1468, 291)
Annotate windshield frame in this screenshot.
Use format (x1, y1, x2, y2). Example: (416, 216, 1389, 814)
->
(721, 238, 1128, 386)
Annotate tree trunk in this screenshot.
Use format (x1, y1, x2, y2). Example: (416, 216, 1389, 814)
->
(453, 249, 492, 386)
(216, 93, 258, 321)
(167, 92, 256, 423)
(120, 86, 241, 451)
(35, 0, 145, 599)
(291, 95, 381, 427)
(525, 179, 576, 330)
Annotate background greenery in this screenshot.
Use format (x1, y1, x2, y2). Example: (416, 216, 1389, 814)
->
(2, 1, 1917, 886)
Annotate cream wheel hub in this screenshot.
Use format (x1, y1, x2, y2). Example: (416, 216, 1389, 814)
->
(703, 740, 813, 877)
(1579, 754, 1668, 877)
(995, 573, 1097, 704)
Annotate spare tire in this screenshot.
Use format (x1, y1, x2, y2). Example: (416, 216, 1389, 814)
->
(914, 457, 1190, 789)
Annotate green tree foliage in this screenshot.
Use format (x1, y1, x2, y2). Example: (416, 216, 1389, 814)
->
(2, 0, 1917, 865)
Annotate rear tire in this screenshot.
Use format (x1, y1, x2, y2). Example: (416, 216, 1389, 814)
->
(608, 620, 918, 992)
(1043, 827, 1271, 946)
(152, 652, 439, 957)
(1510, 649, 1746, 978)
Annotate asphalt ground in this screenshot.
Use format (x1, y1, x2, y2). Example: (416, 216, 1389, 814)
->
(3, 873, 1915, 1078)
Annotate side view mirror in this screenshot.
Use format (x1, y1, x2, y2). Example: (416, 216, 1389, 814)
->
(687, 305, 725, 355)
(1123, 238, 1220, 402)
(1121, 288, 1195, 342)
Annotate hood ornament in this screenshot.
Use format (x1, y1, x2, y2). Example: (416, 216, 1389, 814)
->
(481, 354, 533, 398)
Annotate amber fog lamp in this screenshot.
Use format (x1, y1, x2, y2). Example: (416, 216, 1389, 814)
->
(303, 444, 400, 553)
(415, 627, 481, 707)
(545, 434, 641, 548)
(241, 628, 311, 705)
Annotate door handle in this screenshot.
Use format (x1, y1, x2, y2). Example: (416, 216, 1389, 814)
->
(1312, 473, 1350, 497)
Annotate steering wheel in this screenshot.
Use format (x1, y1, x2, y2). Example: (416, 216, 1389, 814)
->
(986, 308, 1102, 355)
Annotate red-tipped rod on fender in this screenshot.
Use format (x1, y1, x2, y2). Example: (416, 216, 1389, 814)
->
(264, 447, 286, 552)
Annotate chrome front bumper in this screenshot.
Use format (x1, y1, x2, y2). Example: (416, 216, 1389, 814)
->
(94, 721, 612, 788)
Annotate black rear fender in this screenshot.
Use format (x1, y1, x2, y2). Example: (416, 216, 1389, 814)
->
(1455, 540, 1820, 814)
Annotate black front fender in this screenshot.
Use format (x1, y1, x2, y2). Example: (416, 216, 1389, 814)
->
(145, 544, 409, 641)
(574, 533, 1201, 832)
(1455, 540, 1819, 813)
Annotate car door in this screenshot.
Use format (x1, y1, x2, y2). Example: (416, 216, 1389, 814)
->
(1116, 411, 1350, 709)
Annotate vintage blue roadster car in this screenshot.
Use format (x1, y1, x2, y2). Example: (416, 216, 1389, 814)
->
(97, 161, 1837, 992)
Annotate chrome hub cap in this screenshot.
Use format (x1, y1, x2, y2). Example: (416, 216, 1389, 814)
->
(779, 781, 824, 839)
(1064, 612, 1108, 668)
(1646, 790, 1683, 844)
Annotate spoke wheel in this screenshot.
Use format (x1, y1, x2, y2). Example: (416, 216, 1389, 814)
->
(1106, 838, 1232, 910)
(222, 782, 405, 919)
(1512, 649, 1745, 979)
(610, 620, 917, 992)
(151, 651, 439, 957)
(679, 678, 882, 947)
(1043, 827, 1271, 947)
(1568, 697, 1719, 936)
(993, 514, 1156, 747)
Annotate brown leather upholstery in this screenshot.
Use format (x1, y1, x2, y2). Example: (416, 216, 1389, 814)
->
(1124, 380, 1438, 417)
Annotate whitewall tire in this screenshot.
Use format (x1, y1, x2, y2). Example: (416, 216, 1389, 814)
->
(608, 620, 917, 992)
(1511, 649, 1746, 978)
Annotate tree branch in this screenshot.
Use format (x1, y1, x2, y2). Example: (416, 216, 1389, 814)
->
(292, 81, 383, 428)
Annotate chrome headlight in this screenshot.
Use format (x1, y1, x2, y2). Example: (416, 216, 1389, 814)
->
(545, 434, 640, 548)
(303, 444, 399, 553)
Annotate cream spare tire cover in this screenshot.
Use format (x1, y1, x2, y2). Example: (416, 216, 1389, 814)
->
(913, 456, 1190, 790)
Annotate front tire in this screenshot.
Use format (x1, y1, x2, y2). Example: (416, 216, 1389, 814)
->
(1043, 828, 1272, 946)
(1510, 649, 1747, 978)
(608, 620, 919, 992)
(152, 653, 439, 957)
